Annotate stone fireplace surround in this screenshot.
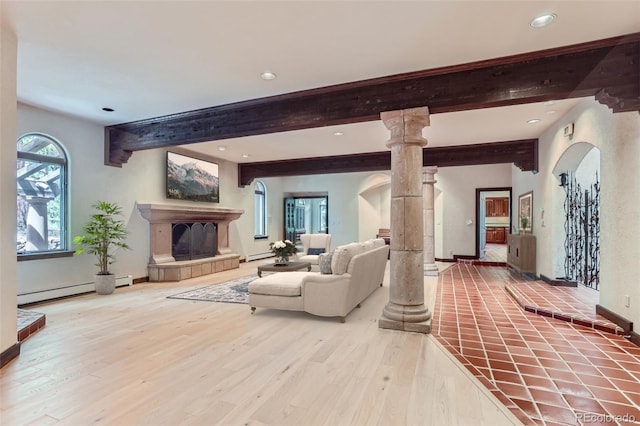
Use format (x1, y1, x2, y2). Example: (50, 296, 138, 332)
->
(137, 203, 244, 282)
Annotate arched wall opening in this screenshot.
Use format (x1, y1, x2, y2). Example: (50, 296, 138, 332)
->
(551, 142, 601, 288)
(358, 174, 391, 242)
(357, 172, 444, 258)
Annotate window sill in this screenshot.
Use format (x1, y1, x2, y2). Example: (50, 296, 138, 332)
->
(254, 235, 269, 240)
(18, 250, 74, 261)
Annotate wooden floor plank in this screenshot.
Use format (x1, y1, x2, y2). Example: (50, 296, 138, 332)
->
(1, 260, 519, 425)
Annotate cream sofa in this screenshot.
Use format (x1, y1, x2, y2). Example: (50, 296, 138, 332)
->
(248, 239, 389, 322)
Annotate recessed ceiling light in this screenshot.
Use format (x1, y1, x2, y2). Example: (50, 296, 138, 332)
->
(102, 107, 114, 112)
(544, 100, 556, 106)
(218, 146, 226, 151)
(260, 71, 277, 80)
(242, 154, 250, 158)
(333, 132, 344, 136)
(546, 110, 557, 115)
(527, 118, 541, 124)
(529, 13, 556, 29)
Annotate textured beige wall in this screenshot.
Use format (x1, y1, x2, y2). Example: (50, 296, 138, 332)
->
(0, 19, 18, 354)
(514, 98, 640, 326)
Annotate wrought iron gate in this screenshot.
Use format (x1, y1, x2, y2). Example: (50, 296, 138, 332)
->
(561, 171, 600, 289)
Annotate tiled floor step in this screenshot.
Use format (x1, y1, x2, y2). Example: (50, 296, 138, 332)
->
(17, 309, 46, 342)
(505, 282, 624, 335)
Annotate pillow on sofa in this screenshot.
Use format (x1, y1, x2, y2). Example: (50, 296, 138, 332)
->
(331, 242, 365, 275)
(361, 240, 375, 252)
(307, 247, 325, 255)
(319, 252, 333, 274)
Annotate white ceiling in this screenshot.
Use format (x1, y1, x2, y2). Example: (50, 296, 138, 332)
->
(3, 1, 639, 164)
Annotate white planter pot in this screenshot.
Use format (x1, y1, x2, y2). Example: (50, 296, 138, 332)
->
(94, 274, 116, 295)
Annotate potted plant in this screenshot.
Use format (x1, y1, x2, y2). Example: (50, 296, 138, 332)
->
(269, 239, 297, 265)
(73, 201, 131, 295)
(520, 216, 529, 235)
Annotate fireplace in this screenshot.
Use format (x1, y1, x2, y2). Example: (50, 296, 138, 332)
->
(137, 203, 244, 281)
(172, 222, 217, 261)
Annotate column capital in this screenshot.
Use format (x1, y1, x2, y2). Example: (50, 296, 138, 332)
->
(423, 166, 438, 184)
(381, 107, 430, 148)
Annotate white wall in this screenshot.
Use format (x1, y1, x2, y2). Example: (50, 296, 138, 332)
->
(15, 104, 274, 302)
(1, 18, 18, 356)
(436, 164, 512, 258)
(263, 172, 371, 248)
(513, 98, 640, 326)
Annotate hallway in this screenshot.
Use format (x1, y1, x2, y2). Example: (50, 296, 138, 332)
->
(481, 243, 508, 263)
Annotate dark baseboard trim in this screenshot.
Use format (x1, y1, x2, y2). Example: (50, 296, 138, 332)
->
(628, 330, 640, 347)
(132, 276, 148, 285)
(0, 343, 21, 368)
(453, 254, 476, 261)
(540, 274, 578, 287)
(435, 257, 456, 263)
(595, 304, 633, 334)
(506, 266, 537, 280)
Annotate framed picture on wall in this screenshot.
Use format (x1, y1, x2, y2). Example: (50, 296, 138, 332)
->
(166, 151, 220, 203)
(518, 191, 533, 233)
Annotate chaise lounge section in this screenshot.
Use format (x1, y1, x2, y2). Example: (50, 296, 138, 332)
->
(248, 239, 389, 322)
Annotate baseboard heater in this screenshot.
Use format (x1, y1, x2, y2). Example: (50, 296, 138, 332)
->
(246, 252, 274, 262)
(17, 275, 133, 305)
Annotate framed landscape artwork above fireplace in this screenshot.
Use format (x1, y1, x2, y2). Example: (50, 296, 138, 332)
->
(166, 151, 220, 203)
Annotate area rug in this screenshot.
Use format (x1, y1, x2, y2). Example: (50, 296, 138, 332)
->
(167, 275, 255, 304)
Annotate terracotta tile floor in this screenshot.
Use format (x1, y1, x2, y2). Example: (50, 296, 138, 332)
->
(506, 280, 623, 336)
(432, 264, 640, 426)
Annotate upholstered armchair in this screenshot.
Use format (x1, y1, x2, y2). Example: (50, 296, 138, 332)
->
(298, 233, 332, 268)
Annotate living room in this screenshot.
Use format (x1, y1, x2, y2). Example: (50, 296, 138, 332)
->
(2, 2, 640, 424)
(14, 102, 514, 303)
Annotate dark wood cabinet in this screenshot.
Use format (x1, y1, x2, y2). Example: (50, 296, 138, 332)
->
(485, 197, 509, 217)
(485, 227, 507, 243)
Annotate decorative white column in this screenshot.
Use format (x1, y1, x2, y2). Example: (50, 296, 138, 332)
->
(378, 107, 431, 334)
(423, 166, 439, 276)
(25, 197, 50, 251)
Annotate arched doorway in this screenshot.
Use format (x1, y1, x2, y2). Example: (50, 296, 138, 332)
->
(357, 174, 391, 242)
(552, 142, 601, 289)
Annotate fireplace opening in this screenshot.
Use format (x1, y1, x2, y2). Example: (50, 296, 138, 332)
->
(172, 222, 217, 261)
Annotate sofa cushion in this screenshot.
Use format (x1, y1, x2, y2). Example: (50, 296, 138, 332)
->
(361, 240, 375, 252)
(248, 273, 303, 297)
(319, 252, 332, 274)
(331, 242, 365, 275)
(372, 238, 386, 248)
(307, 247, 325, 255)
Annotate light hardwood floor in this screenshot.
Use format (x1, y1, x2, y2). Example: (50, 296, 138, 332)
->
(1, 260, 520, 425)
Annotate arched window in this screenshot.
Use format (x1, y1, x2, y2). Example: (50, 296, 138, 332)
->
(254, 180, 267, 238)
(17, 133, 68, 256)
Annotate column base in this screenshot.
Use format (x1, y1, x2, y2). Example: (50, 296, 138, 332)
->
(379, 317, 432, 334)
(379, 302, 432, 334)
(424, 263, 439, 276)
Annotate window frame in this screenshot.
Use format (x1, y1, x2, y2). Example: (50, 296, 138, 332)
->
(16, 133, 71, 260)
(254, 180, 268, 239)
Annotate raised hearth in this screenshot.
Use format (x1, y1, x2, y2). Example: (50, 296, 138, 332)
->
(137, 203, 244, 282)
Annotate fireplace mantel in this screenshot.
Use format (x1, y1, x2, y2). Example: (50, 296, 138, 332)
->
(137, 203, 244, 281)
(137, 203, 243, 224)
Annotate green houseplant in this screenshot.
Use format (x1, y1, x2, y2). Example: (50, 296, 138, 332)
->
(73, 201, 130, 295)
(520, 216, 529, 235)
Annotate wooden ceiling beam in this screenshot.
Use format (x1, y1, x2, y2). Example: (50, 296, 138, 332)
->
(106, 33, 639, 167)
(237, 139, 537, 186)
